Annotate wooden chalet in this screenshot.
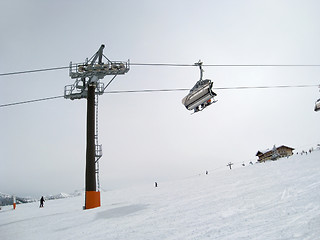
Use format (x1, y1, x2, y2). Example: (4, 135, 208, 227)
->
(256, 145, 294, 162)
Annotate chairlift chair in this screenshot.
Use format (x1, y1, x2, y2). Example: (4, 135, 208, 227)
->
(182, 61, 217, 113)
(182, 80, 217, 112)
(315, 98, 320, 112)
(314, 85, 320, 112)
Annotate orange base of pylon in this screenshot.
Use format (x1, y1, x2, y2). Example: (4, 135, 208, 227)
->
(85, 191, 100, 210)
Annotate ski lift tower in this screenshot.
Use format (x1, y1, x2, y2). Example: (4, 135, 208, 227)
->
(64, 45, 129, 209)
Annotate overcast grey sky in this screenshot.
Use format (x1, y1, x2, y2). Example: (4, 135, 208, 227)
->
(1, 0, 320, 198)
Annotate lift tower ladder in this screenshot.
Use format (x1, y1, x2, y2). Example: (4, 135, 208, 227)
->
(95, 94, 102, 191)
(64, 45, 129, 209)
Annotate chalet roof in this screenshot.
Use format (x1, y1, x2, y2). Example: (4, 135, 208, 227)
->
(277, 145, 295, 150)
(256, 149, 271, 156)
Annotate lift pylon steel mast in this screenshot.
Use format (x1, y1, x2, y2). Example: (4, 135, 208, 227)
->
(64, 44, 129, 210)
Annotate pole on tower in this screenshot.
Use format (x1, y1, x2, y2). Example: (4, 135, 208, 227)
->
(85, 83, 99, 209)
(64, 45, 129, 209)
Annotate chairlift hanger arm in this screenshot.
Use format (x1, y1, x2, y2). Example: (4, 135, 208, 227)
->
(194, 60, 203, 81)
(190, 60, 210, 93)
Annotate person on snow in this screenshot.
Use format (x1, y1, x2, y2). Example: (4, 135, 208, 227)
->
(39, 196, 45, 208)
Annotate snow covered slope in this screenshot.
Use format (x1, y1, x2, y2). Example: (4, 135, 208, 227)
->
(1, 151, 320, 240)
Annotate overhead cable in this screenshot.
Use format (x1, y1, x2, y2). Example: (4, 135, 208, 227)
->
(1, 84, 318, 108)
(1, 63, 320, 77)
(104, 84, 318, 94)
(0, 96, 64, 108)
(215, 84, 319, 90)
(105, 88, 189, 94)
(0, 63, 81, 77)
(130, 63, 320, 67)
(0, 66, 70, 77)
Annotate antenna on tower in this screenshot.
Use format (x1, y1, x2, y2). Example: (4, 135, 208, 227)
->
(64, 45, 129, 210)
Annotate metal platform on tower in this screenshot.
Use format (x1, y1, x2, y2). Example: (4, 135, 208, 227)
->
(64, 45, 129, 100)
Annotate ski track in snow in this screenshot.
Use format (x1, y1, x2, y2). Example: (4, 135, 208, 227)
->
(1, 151, 320, 240)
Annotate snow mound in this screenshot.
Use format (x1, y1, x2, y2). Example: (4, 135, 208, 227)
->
(45, 192, 73, 200)
(0, 193, 35, 206)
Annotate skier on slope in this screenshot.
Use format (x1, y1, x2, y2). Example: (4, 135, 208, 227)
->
(39, 196, 45, 208)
